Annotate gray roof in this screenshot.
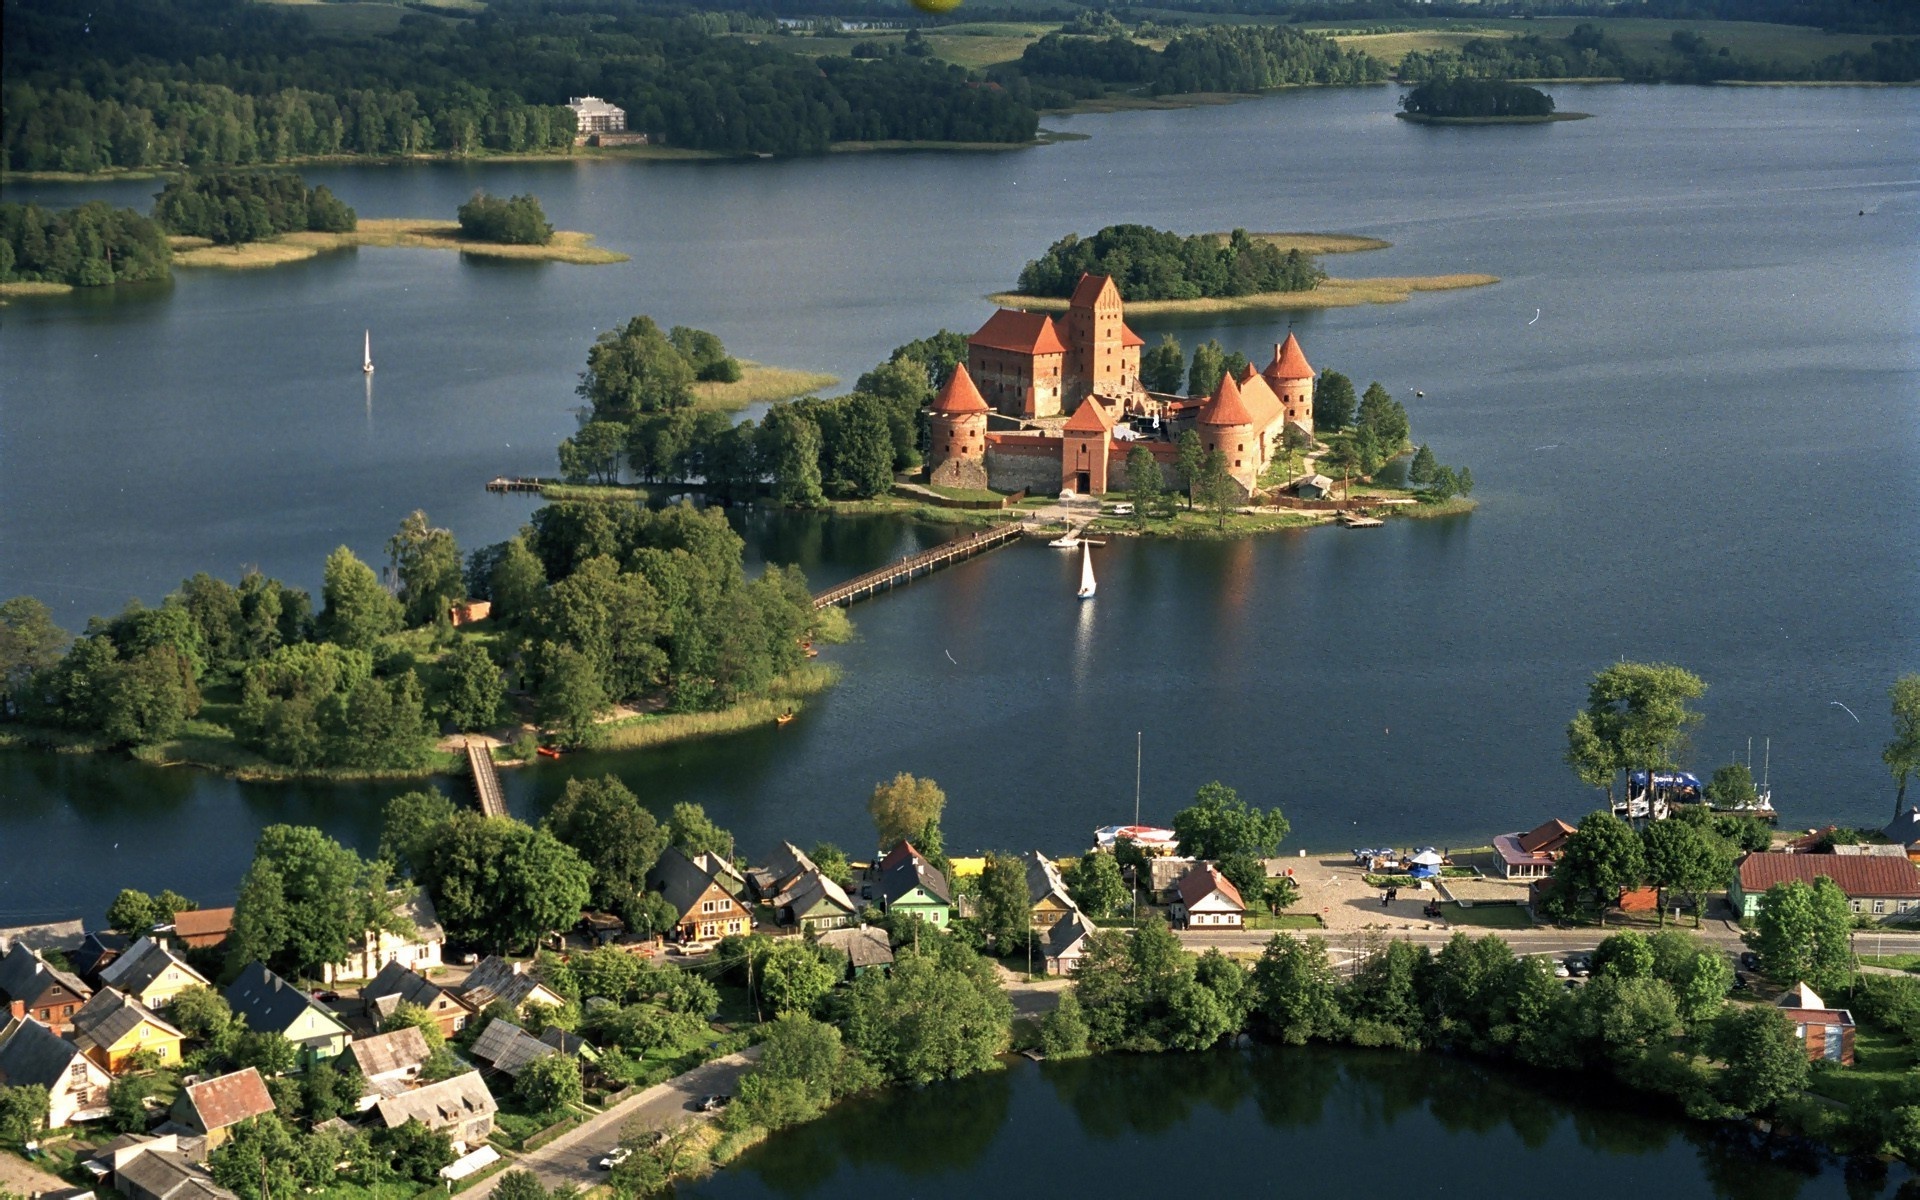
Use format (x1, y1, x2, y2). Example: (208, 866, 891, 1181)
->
(1042, 910, 1093, 961)
(878, 855, 951, 908)
(647, 846, 725, 920)
(467, 1018, 556, 1077)
(537, 1026, 598, 1060)
(691, 851, 747, 893)
(348, 1026, 432, 1079)
(456, 957, 559, 1011)
(0, 919, 86, 955)
(372, 1071, 497, 1131)
(115, 1148, 234, 1200)
(0, 942, 92, 1006)
(224, 961, 347, 1039)
(815, 925, 893, 970)
(98, 937, 203, 997)
(73, 932, 129, 981)
(1023, 851, 1075, 910)
(1887, 807, 1920, 847)
(756, 842, 817, 897)
(775, 869, 855, 919)
(0, 1017, 91, 1087)
(71, 988, 182, 1052)
(365, 960, 460, 1011)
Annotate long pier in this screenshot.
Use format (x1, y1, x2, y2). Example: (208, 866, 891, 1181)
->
(813, 523, 1024, 609)
(465, 739, 508, 818)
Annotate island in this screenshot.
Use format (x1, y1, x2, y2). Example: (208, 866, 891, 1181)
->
(986, 224, 1497, 316)
(1395, 78, 1591, 125)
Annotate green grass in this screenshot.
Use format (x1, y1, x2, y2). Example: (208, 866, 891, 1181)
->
(593, 664, 841, 752)
(1860, 953, 1920, 973)
(1085, 507, 1323, 539)
(1804, 1018, 1918, 1108)
(691, 363, 838, 412)
(1440, 902, 1534, 929)
(1245, 913, 1325, 930)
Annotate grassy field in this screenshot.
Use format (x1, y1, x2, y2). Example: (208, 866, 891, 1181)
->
(1087, 507, 1323, 538)
(1440, 902, 1534, 929)
(1861, 953, 1920, 973)
(0, 281, 76, 298)
(988, 272, 1498, 315)
(1328, 28, 1515, 68)
(1246, 913, 1327, 930)
(171, 218, 627, 269)
(593, 664, 840, 752)
(793, 22, 1054, 71)
(1804, 1018, 1917, 1108)
(692, 363, 838, 411)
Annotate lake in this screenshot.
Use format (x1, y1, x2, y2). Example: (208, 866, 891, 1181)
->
(1, 85, 1916, 923)
(682, 1047, 1905, 1199)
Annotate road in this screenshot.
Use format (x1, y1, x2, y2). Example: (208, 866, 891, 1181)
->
(463, 1048, 760, 1198)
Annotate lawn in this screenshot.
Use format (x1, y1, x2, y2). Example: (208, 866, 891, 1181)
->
(1246, 913, 1325, 930)
(1805, 1020, 1918, 1109)
(1441, 902, 1534, 929)
(1860, 954, 1920, 973)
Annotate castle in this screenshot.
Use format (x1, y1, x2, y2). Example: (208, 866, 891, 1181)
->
(927, 273, 1316, 499)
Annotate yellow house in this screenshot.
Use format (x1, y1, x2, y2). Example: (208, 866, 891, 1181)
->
(225, 961, 352, 1068)
(70, 987, 185, 1073)
(97, 936, 210, 1011)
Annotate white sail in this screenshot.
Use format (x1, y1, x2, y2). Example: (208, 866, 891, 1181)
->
(363, 330, 375, 374)
(1077, 542, 1096, 599)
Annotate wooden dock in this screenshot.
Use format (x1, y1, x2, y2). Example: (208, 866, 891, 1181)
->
(813, 523, 1024, 609)
(486, 477, 546, 494)
(464, 739, 508, 818)
(1339, 512, 1384, 528)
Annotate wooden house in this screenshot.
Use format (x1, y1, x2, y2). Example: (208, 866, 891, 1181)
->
(1022, 851, 1078, 931)
(646, 846, 750, 943)
(874, 842, 953, 927)
(168, 909, 234, 952)
(466, 1018, 558, 1079)
(70, 988, 185, 1072)
(97, 937, 209, 1011)
(814, 926, 893, 979)
(110, 1140, 236, 1200)
(372, 1071, 496, 1154)
(771, 869, 857, 933)
(0, 1017, 111, 1127)
(170, 1068, 276, 1149)
(1730, 853, 1920, 921)
(453, 957, 568, 1017)
(1170, 865, 1245, 929)
(1041, 909, 1093, 976)
(0, 942, 92, 1030)
(363, 960, 472, 1040)
(224, 962, 351, 1068)
(347, 1026, 433, 1093)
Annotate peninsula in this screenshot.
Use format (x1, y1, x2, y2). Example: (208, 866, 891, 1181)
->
(170, 218, 628, 269)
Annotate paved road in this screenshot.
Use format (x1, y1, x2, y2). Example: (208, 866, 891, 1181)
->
(464, 1049, 760, 1198)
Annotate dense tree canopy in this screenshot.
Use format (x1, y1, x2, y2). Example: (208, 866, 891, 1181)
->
(1400, 78, 1556, 118)
(1017, 224, 1325, 301)
(151, 172, 354, 244)
(0, 201, 171, 287)
(456, 192, 551, 245)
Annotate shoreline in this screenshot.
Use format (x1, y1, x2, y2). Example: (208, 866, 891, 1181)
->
(1395, 111, 1592, 125)
(169, 218, 627, 269)
(987, 272, 1499, 315)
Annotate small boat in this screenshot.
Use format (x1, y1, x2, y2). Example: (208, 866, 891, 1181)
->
(775, 710, 796, 727)
(1049, 533, 1080, 549)
(1077, 541, 1096, 600)
(362, 330, 375, 375)
(536, 745, 562, 759)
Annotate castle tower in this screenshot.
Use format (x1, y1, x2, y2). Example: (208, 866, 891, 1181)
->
(1262, 332, 1316, 438)
(1198, 371, 1259, 498)
(1063, 273, 1144, 405)
(927, 363, 990, 490)
(967, 310, 1067, 419)
(1061, 395, 1115, 495)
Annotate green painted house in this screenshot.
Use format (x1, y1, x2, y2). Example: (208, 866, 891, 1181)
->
(874, 842, 953, 927)
(225, 961, 352, 1069)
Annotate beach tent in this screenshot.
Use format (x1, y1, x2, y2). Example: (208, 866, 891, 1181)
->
(1408, 850, 1444, 879)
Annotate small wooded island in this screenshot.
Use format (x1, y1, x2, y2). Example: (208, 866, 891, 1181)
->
(1395, 78, 1590, 125)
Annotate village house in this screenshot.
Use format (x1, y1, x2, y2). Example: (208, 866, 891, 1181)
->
(1776, 982, 1856, 1065)
(814, 925, 893, 980)
(347, 1025, 433, 1096)
(771, 870, 858, 934)
(169, 1067, 276, 1149)
(109, 1138, 235, 1200)
(1885, 807, 1920, 860)
(692, 851, 750, 898)
(73, 931, 130, 984)
(466, 1018, 558, 1079)
(873, 842, 953, 927)
(0, 1017, 112, 1127)
(750, 842, 820, 903)
(1041, 909, 1094, 977)
(98, 937, 209, 1011)
(454, 956, 569, 1017)
(0, 941, 92, 1030)
(1170, 864, 1245, 929)
(647, 846, 750, 943)
(224, 962, 352, 1068)
(70, 988, 185, 1072)
(1729, 853, 1920, 921)
(372, 1071, 497, 1153)
(325, 889, 445, 983)
(362, 960, 472, 1041)
(1492, 818, 1577, 880)
(1022, 851, 1079, 931)
(167, 909, 234, 953)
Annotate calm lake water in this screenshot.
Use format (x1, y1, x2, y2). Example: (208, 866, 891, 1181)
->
(683, 1047, 1905, 1199)
(2, 85, 1917, 923)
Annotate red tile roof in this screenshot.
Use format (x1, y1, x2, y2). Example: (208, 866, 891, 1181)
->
(931, 364, 989, 415)
(1264, 333, 1314, 381)
(1735, 852, 1920, 897)
(1175, 865, 1244, 911)
(1069, 272, 1120, 309)
(171, 908, 234, 940)
(1063, 397, 1115, 434)
(1199, 373, 1256, 427)
(1517, 818, 1576, 855)
(1120, 323, 1145, 348)
(182, 1068, 275, 1132)
(970, 310, 1067, 355)
(1236, 372, 1284, 428)
(878, 842, 924, 874)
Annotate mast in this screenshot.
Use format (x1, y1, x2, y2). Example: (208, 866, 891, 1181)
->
(363, 330, 375, 374)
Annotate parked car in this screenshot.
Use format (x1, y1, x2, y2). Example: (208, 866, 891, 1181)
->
(312, 989, 340, 1002)
(1739, 951, 1759, 971)
(1733, 972, 1752, 992)
(597, 1147, 632, 1170)
(1565, 955, 1590, 978)
(1554, 961, 1571, 978)
(1109, 502, 1135, 516)
(697, 1094, 731, 1112)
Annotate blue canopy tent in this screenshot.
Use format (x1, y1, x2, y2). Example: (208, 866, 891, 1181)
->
(1408, 850, 1444, 879)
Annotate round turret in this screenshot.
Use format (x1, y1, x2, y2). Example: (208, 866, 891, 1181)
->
(928, 364, 990, 490)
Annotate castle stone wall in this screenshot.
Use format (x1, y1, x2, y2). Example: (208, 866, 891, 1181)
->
(985, 439, 1065, 495)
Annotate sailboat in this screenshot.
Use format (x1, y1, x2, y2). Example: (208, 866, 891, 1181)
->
(1076, 541, 1096, 600)
(362, 330, 375, 375)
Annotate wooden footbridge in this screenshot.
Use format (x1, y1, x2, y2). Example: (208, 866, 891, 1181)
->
(464, 739, 508, 818)
(813, 522, 1025, 609)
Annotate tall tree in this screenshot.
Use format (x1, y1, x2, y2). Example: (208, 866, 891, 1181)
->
(229, 825, 396, 978)
(1315, 369, 1355, 432)
(577, 315, 696, 424)
(869, 773, 946, 851)
(1063, 851, 1127, 919)
(1172, 781, 1290, 860)
(1197, 449, 1236, 529)
(546, 775, 668, 924)
(1641, 818, 1729, 927)
(1186, 339, 1228, 398)
(1710, 1004, 1809, 1112)
(1356, 381, 1409, 450)
(1125, 443, 1162, 527)
(1174, 430, 1205, 510)
(667, 801, 732, 859)
(379, 789, 457, 879)
(319, 546, 401, 650)
(0, 596, 68, 717)
(1251, 933, 1345, 1045)
(975, 851, 1033, 955)
(1565, 661, 1708, 805)
(1750, 877, 1853, 995)
(386, 511, 464, 627)
(1551, 810, 1646, 927)
(419, 813, 592, 953)
(436, 639, 505, 731)
(762, 406, 826, 508)
(1886, 674, 1920, 822)
(534, 643, 607, 749)
(1141, 333, 1184, 394)
(843, 942, 1012, 1084)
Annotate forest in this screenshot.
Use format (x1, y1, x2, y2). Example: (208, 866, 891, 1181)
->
(1006, 24, 1387, 105)
(0, 202, 172, 288)
(0, 0, 1037, 171)
(1397, 23, 1919, 83)
(1399, 78, 1558, 118)
(456, 192, 552, 246)
(1016, 225, 1327, 301)
(151, 172, 357, 244)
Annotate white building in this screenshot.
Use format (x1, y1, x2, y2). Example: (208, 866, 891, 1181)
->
(566, 96, 626, 135)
